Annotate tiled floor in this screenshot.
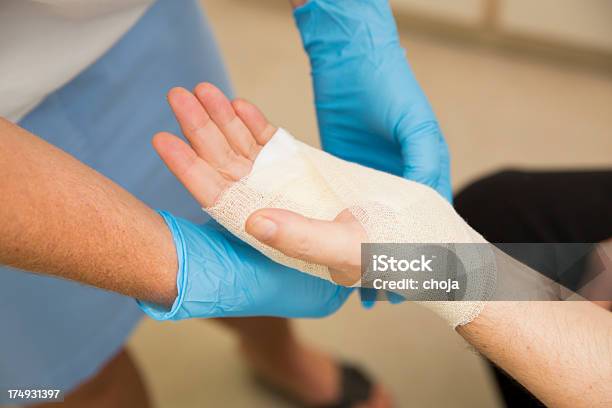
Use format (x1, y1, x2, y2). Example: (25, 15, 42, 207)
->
(127, 1, 612, 407)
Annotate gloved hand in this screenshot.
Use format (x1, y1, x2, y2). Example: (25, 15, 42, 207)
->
(295, 0, 450, 306)
(138, 211, 352, 320)
(294, 0, 451, 202)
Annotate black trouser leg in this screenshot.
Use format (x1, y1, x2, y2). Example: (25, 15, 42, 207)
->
(454, 169, 612, 407)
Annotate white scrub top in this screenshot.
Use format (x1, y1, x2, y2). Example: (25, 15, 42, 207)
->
(0, 0, 154, 122)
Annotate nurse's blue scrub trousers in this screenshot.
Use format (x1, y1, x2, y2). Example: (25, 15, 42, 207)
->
(0, 0, 232, 401)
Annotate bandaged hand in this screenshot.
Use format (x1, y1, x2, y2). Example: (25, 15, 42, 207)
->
(143, 84, 353, 320)
(155, 83, 491, 328)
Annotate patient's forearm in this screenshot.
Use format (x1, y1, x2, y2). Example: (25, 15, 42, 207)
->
(457, 248, 612, 407)
(458, 301, 612, 408)
(0, 118, 177, 306)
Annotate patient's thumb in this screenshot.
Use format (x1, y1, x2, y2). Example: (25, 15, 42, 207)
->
(245, 211, 281, 242)
(246, 208, 322, 259)
(245, 208, 363, 280)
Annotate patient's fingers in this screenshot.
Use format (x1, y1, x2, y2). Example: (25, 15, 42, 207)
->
(167, 87, 251, 181)
(245, 209, 365, 285)
(194, 83, 261, 160)
(233, 98, 277, 145)
(152, 132, 228, 208)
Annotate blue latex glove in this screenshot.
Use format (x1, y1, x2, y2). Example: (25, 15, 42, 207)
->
(295, 0, 451, 307)
(138, 211, 352, 320)
(294, 0, 451, 202)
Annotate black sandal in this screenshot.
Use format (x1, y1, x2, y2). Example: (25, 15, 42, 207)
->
(254, 362, 374, 408)
(315, 363, 374, 408)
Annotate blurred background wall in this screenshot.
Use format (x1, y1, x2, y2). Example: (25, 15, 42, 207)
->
(126, 1, 612, 407)
(392, 0, 612, 66)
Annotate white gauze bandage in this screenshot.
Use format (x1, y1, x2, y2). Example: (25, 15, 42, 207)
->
(207, 129, 494, 327)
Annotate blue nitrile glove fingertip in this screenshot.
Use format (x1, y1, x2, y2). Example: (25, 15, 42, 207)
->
(359, 287, 378, 309)
(359, 289, 405, 307)
(387, 291, 405, 304)
(136, 210, 188, 321)
(361, 300, 376, 309)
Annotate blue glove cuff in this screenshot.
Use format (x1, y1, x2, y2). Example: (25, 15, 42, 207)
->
(138, 212, 257, 320)
(137, 210, 189, 320)
(294, 0, 402, 71)
(137, 211, 354, 319)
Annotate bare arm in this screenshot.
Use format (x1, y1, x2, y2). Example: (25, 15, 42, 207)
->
(459, 301, 612, 408)
(0, 118, 177, 307)
(458, 243, 612, 407)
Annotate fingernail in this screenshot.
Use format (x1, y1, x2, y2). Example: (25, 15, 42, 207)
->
(249, 216, 277, 241)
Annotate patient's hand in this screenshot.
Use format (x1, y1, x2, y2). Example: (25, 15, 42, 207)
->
(153, 83, 364, 285)
(154, 83, 275, 207)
